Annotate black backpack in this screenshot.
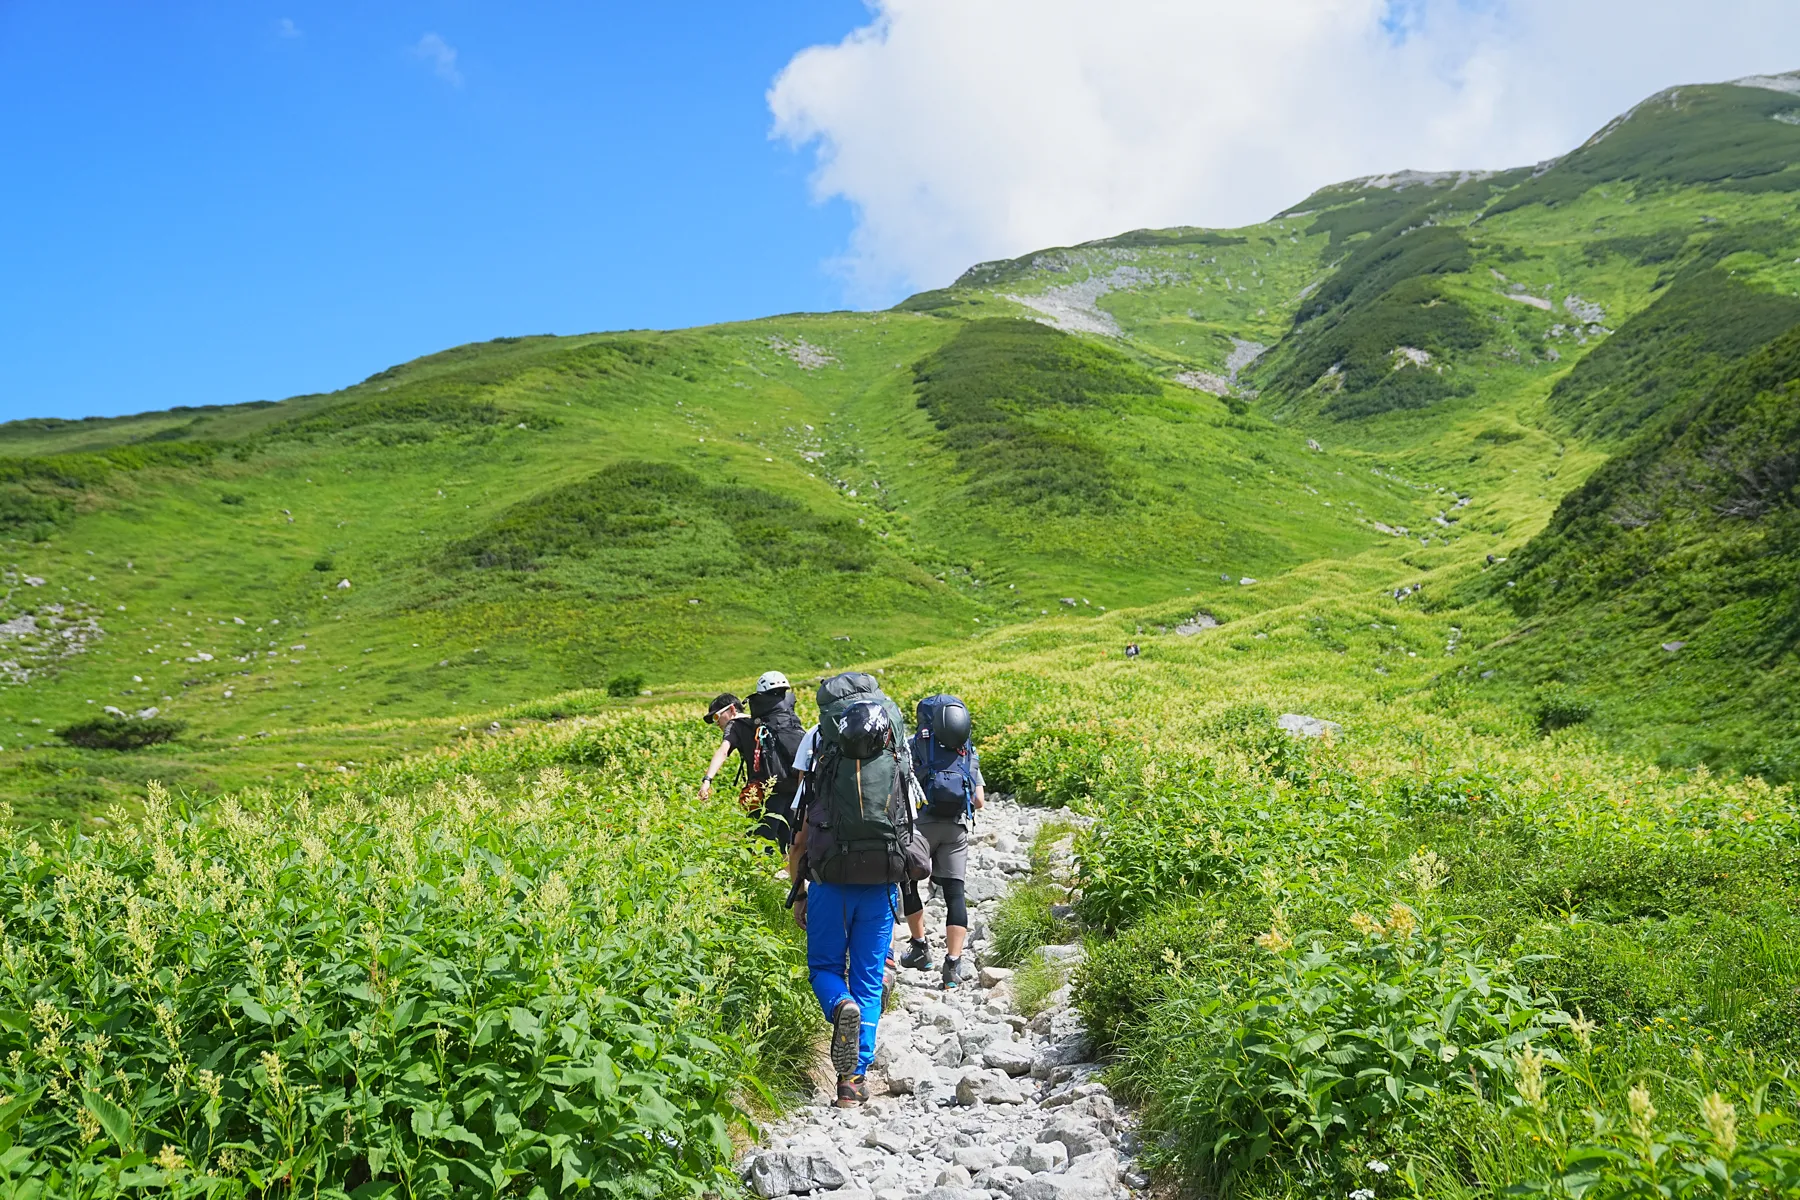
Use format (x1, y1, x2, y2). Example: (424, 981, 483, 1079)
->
(804, 672, 930, 886)
(747, 688, 806, 792)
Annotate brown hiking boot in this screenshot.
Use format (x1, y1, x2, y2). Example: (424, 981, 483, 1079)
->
(835, 1074, 868, 1108)
(829, 998, 862, 1078)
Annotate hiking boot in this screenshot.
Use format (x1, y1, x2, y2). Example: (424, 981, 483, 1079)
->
(941, 954, 964, 990)
(829, 999, 862, 1078)
(899, 938, 932, 970)
(835, 1074, 867, 1108)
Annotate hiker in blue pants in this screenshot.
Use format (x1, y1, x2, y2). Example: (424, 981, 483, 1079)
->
(792, 875, 894, 1086)
(786, 671, 922, 1108)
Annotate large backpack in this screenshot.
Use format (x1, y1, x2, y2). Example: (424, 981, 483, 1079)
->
(746, 687, 806, 792)
(912, 693, 979, 820)
(804, 672, 930, 886)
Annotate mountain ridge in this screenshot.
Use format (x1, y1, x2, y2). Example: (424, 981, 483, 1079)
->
(3, 68, 1799, 811)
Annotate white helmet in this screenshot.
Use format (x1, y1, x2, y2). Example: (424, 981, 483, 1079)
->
(755, 670, 791, 694)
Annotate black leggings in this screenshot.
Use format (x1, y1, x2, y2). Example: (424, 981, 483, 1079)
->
(901, 877, 967, 928)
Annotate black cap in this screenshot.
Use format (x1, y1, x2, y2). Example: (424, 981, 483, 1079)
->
(702, 693, 741, 724)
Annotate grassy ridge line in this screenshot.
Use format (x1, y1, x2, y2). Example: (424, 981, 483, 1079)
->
(0, 706, 814, 1197)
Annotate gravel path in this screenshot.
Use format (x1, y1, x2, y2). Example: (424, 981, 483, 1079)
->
(742, 799, 1143, 1200)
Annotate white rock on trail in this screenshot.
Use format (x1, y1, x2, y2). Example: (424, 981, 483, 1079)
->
(742, 797, 1137, 1199)
(1278, 712, 1342, 739)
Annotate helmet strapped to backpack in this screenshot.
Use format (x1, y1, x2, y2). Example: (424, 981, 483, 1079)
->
(913, 693, 978, 821)
(835, 699, 893, 760)
(926, 698, 970, 751)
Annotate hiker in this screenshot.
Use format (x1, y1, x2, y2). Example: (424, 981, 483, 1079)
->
(786, 671, 927, 1108)
(744, 671, 806, 850)
(698, 675, 805, 851)
(1125, 642, 1140, 659)
(897, 693, 985, 988)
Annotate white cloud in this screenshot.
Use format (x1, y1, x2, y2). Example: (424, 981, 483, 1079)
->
(412, 32, 463, 87)
(276, 17, 301, 39)
(769, 0, 1800, 302)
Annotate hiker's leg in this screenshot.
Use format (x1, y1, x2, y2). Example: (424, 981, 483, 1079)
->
(938, 875, 969, 957)
(805, 882, 852, 1020)
(844, 884, 895, 1074)
(900, 879, 926, 941)
(928, 820, 971, 949)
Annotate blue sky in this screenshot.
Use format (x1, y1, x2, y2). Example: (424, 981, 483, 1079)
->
(7, 2, 1797, 422)
(0, 2, 868, 420)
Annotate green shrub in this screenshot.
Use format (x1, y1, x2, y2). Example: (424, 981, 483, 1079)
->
(1119, 911, 1572, 1190)
(219, 493, 245, 505)
(55, 716, 185, 750)
(1535, 685, 1595, 733)
(1076, 902, 1256, 1051)
(988, 881, 1065, 966)
(606, 672, 646, 698)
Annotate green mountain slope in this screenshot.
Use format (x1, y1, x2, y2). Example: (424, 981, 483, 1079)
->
(4, 68, 1800, 811)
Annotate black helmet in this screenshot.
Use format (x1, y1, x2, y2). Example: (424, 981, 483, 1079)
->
(932, 701, 971, 752)
(835, 700, 893, 760)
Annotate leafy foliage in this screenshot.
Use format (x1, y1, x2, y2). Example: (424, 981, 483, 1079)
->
(1121, 909, 1570, 1190)
(0, 716, 811, 1199)
(987, 881, 1065, 967)
(605, 672, 646, 699)
(1534, 684, 1594, 733)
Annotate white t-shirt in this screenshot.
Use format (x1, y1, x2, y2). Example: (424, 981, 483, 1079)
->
(788, 723, 920, 818)
(791, 725, 821, 773)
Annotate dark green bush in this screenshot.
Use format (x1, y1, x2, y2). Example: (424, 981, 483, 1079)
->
(55, 716, 185, 750)
(448, 459, 874, 577)
(219, 493, 246, 505)
(1534, 685, 1594, 733)
(912, 319, 1160, 513)
(1547, 269, 1800, 442)
(606, 672, 646, 698)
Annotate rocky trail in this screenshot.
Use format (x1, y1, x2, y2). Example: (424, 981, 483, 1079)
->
(743, 799, 1144, 1200)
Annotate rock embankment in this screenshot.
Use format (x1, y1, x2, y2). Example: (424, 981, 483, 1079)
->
(743, 799, 1142, 1200)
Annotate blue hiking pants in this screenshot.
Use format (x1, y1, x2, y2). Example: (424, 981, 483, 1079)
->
(806, 880, 896, 1075)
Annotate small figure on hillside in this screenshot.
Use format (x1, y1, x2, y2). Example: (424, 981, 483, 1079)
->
(1124, 642, 1140, 659)
(787, 672, 922, 1108)
(898, 695, 984, 989)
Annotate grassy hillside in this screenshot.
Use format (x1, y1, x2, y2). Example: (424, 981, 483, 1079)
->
(0, 316, 1431, 815)
(5, 70, 1800, 813)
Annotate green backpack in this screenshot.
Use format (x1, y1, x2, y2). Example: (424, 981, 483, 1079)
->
(804, 672, 930, 886)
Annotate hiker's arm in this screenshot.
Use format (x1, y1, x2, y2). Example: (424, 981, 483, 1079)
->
(974, 783, 985, 810)
(788, 811, 809, 930)
(698, 738, 732, 800)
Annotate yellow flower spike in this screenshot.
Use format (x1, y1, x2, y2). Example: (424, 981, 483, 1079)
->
(1628, 1083, 1656, 1139)
(1514, 1043, 1547, 1112)
(1701, 1092, 1737, 1156)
